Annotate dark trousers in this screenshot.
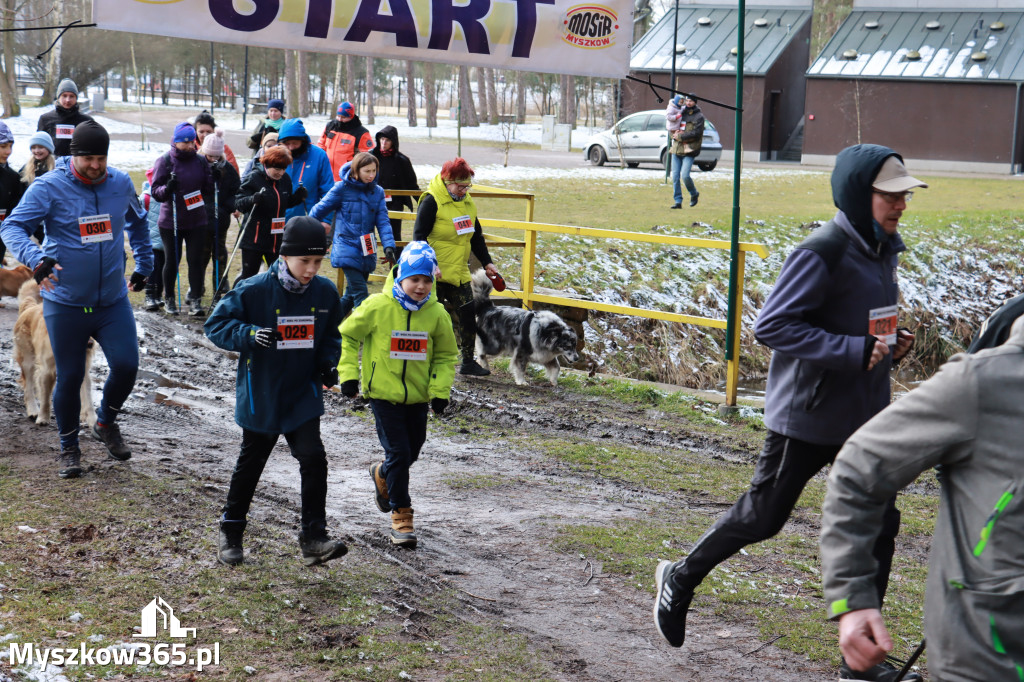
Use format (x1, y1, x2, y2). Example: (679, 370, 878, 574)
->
(43, 297, 140, 448)
(389, 218, 404, 259)
(672, 430, 900, 604)
(146, 249, 166, 300)
(222, 418, 329, 538)
(160, 228, 206, 303)
(236, 249, 277, 286)
(201, 223, 229, 297)
(435, 281, 475, 361)
(370, 399, 428, 510)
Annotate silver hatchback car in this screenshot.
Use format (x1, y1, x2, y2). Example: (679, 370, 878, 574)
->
(582, 109, 722, 171)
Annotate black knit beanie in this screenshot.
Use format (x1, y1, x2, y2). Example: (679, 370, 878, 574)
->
(280, 216, 327, 256)
(69, 121, 110, 156)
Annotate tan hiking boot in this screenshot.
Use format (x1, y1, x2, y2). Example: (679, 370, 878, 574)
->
(369, 462, 389, 513)
(390, 508, 417, 548)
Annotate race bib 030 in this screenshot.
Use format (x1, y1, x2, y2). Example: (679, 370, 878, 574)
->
(78, 214, 113, 243)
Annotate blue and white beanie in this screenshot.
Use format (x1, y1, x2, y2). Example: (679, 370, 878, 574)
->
(0, 121, 13, 145)
(396, 241, 439, 283)
(28, 131, 54, 153)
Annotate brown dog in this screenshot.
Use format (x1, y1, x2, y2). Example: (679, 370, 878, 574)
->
(13, 280, 97, 427)
(0, 264, 32, 307)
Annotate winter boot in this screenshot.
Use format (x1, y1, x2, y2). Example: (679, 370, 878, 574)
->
(217, 518, 246, 566)
(390, 508, 417, 548)
(188, 298, 205, 317)
(91, 421, 132, 461)
(298, 534, 348, 566)
(458, 358, 491, 377)
(164, 298, 179, 315)
(56, 444, 83, 479)
(144, 295, 161, 311)
(689, 192, 700, 207)
(369, 462, 390, 513)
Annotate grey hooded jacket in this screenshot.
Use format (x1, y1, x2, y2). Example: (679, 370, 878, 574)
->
(821, 318, 1024, 681)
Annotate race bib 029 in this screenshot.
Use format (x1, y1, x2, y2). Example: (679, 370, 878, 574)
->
(277, 315, 315, 349)
(390, 330, 428, 360)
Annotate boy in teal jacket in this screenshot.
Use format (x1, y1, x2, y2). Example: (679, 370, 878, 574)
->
(338, 241, 458, 548)
(205, 216, 347, 567)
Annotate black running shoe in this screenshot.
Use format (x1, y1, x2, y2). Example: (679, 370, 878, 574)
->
(458, 359, 491, 377)
(91, 422, 132, 461)
(840, 658, 923, 681)
(653, 560, 694, 648)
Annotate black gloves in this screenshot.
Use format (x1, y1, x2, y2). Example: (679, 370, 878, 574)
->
(321, 367, 339, 388)
(253, 327, 283, 349)
(165, 173, 179, 195)
(256, 188, 275, 209)
(430, 398, 449, 416)
(128, 272, 147, 292)
(340, 380, 359, 397)
(33, 257, 57, 284)
(210, 165, 221, 182)
(293, 184, 308, 202)
(383, 246, 397, 266)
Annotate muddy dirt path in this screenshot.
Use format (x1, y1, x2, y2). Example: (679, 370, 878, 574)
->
(0, 302, 832, 681)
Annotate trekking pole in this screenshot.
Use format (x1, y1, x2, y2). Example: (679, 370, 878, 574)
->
(213, 177, 220, 300)
(219, 206, 255, 292)
(170, 172, 181, 310)
(894, 639, 926, 682)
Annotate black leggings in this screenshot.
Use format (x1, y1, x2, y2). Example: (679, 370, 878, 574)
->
(201, 225, 229, 296)
(435, 281, 475, 361)
(160, 229, 206, 303)
(236, 249, 277, 287)
(672, 430, 900, 604)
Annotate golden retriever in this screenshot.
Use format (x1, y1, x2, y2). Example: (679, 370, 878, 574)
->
(0, 264, 32, 307)
(13, 280, 97, 427)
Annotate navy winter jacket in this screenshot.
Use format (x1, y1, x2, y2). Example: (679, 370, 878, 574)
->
(0, 156, 153, 307)
(204, 260, 343, 434)
(310, 161, 394, 273)
(150, 147, 214, 232)
(754, 144, 906, 446)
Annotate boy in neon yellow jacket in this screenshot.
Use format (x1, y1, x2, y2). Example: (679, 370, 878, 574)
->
(338, 241, 458, 548)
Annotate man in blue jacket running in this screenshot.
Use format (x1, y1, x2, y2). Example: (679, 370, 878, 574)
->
(1, 121, 153, 479)
(653, 145, 926, 682)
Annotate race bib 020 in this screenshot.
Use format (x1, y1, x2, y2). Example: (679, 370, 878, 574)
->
(78, 214, 113, 244)
(868, 305, 898, 346)
(390, 330, 428, 360)
(183, 190, 205, 211)
(453, 214, 474, 236)
(270, 217, 285, 234)
(277, 315, 315, 349)
(360, 233, 376, 256)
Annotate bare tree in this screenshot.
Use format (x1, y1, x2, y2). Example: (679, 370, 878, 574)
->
(365, 56, 375, 124)
(284, 49, 297, 117)
(344, 54, 355, 108)
(485, 68, 498, 125)
(333, 54, 343, 105)
(0, 0, 20, 117)
(405, 60, 417, 127)
(558, 74, 570, 124)
(297, 51, 310, 116)
(515, 70, 526, 124)
(458, 65, 478, 126)
(474, 67, 487, 123)
(423, 61, 437, 128)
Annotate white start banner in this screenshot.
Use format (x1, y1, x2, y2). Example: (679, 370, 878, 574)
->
(91, 0, 632, 78)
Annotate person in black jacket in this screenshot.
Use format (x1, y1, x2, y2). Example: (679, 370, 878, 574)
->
(371, 125, 418, 256)
(0, 121, 24, 262)
(36, 79, 93, 158)
(199, 129, 241, 303)
(233, 144, 305, 286)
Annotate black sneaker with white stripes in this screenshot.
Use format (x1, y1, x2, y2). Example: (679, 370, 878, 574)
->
(653, 560, 694, 648)
(840, 657, 922, 682)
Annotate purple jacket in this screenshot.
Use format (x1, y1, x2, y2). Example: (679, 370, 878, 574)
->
(150, 147, 214, 231)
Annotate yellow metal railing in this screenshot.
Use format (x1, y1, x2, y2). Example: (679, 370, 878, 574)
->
(342, 188, 768, 406)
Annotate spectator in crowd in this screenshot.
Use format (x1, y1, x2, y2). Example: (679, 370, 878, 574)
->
(194, 110, 239, 175)
(19, 131, 55, 244)
(246, 98, 285, 155)
(36, 78, 93, 157)
(317, 101, 374, 180)
(371, 125, 418, 256)
(277, 118, 334, 221)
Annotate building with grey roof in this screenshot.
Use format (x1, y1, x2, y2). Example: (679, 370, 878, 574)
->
(624, 0, 813, 163)
(804, 0, 1024, 172)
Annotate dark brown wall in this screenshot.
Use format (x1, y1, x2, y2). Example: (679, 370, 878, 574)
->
(804, 79, 1020, 164)
(622, 72, 765, 152)
(761, 20, 811, 157)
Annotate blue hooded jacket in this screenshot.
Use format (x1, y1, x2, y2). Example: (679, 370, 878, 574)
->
(204, 260, 344, 434)
(1, 156, 153, 308)
(310, 161, 394, 273)
(754, 144, 907, 446)
(276, 119, 335, 221)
